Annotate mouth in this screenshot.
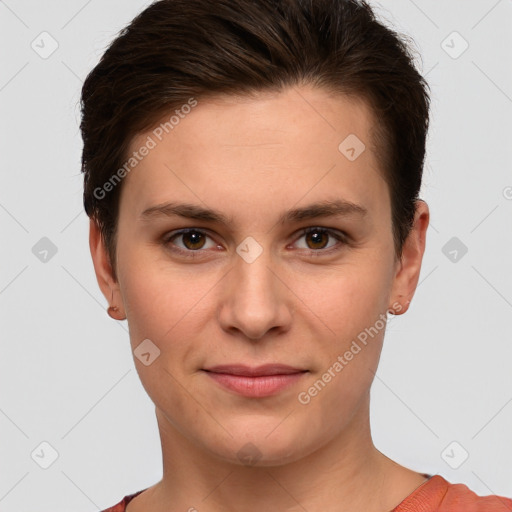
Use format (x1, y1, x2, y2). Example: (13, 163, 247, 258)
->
(202, 364, 308, 398)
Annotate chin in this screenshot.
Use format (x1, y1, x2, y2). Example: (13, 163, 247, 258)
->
(203, 420, 317, 467)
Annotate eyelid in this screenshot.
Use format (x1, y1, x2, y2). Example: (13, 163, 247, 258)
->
(162, 228, 221, 256)
(162, 226, 348, 257)
(291, 226, 348, 253)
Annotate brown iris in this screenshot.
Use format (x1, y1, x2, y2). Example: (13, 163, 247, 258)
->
(182, 231, 206, 250)
(305, 229, 329, 250)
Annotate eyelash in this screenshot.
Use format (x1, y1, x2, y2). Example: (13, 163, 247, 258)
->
(161, 227, 348, 259)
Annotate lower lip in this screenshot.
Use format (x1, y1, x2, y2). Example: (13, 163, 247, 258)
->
(204, 371, 306, 398)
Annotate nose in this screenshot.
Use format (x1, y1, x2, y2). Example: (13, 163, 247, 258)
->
(217, 246, 293, 341)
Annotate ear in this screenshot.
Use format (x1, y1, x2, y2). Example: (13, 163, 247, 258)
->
(388, 199, 429, 315)
(89, 218, 126, 320)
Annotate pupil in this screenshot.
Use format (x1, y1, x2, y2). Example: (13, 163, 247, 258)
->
(307, 231, 327, 249)
(184, 232, 205, 250)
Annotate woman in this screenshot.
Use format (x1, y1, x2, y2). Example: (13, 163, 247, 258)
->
(80, 0, 512, 510)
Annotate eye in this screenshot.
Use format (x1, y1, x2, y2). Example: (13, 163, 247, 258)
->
(162, 226, 348, 259)
(293, 227, 347, 253)
(163, 228, 219, 256)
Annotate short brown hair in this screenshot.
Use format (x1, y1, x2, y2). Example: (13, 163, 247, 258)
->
(80, 0, 430, 279)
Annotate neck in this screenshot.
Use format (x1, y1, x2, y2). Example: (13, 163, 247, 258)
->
(130, 394, 421, 512)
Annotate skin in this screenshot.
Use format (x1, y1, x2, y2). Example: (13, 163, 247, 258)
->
(90, 85, 430, 512)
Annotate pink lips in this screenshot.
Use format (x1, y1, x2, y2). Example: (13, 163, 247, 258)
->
(203, 364, 307, 398)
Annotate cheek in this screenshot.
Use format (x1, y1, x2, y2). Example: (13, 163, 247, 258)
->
(118, 266, 206, 412)
(119, 246, 192, 327)
(294, 264, 390, 340)
(295, 266, 389, 398)
(293, 274, 387, 432)
(118, 256, 217, 369)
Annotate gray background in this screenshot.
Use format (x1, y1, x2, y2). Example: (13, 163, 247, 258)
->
(1, 0, 511, 510)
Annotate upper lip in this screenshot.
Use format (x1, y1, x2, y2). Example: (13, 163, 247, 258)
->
(203, 364, 307, 376)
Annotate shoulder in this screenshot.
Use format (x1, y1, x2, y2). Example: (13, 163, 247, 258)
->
(99, 499, 125, 512)
(438, 478, 512, 512)
(394, 475, 512, 512)
(99, 489, 146, 512)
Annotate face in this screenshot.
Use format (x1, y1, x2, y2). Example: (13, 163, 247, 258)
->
(91, 85, 428, 466)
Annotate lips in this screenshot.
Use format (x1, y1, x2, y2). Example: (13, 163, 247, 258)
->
(203, 364, 306, 377)
(202, 364, 308, 397)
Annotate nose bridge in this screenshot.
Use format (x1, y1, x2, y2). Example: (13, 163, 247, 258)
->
(218, 240, 291, 340)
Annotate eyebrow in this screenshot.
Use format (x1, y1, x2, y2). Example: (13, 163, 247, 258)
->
(139, 199, 368, 226)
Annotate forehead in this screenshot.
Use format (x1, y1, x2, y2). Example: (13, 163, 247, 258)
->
(120, 86, 387, 221)
(129, 86, 377, 152)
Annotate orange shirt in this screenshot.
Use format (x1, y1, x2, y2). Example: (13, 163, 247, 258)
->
(391, 475, 512, 511)
(102, 474, 512, 512)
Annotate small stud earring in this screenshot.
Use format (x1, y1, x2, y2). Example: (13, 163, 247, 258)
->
(107, 304, 120, 317)
(107, 289, 123, 319)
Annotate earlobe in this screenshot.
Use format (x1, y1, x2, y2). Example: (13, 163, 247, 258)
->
(388, 200, 429, 316)
(89, 218, 126, 320)
(106, 290, 125, 320)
